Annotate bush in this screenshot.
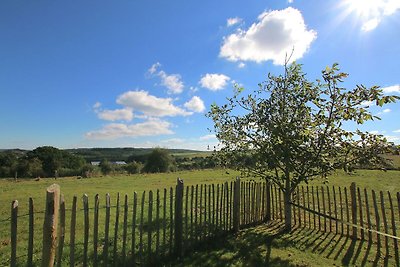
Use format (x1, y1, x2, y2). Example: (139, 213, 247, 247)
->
(143, 148, 176, 173)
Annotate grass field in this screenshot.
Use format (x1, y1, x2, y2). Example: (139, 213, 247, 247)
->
(0, 168, 399, 266)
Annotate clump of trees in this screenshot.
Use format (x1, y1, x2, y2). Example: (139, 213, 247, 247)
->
(143, 148, 176, 173)
(208, 62, 399, 231)
(0, 146, 90, 178)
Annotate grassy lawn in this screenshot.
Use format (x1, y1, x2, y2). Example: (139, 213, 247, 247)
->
(0, 168, 398, 265)
(169, 221, 396, 266)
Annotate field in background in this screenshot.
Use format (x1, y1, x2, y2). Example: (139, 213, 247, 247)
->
(1, 169, 399, 221)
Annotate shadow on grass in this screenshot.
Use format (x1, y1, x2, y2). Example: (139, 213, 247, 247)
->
(167, 222, 310, 267)
(165, 222, 397, 267)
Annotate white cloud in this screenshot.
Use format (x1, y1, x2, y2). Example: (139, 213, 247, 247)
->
(148, 63, 184, 94)
(161, 138, 185, 144)
(382, 84, 400, 94)
(93, 102, 102, 109)
(238, 62, 246, 68)
(227, 17, 242, 27)
(184, 96, 206, 113)
(158, 71, 184, 94)
(97, 108, 133, 121)
(85, 119, 174, 140)
(199, 134, 217, 141)
(384, 135, 400, 143)
(359, 100, 375, 107)
(200, 73, 231, 91)
(362, 18, 380, 32)
(382, 108, 391, 113)
(393, 129, 400, 133)
(345, 0, 400, 32)
(148, 62, 161, 75)
(288, 0, 294, 3)
(383, 0, 400, 15)
(219, 7, 317, 65)
(117, 90, 192, 117)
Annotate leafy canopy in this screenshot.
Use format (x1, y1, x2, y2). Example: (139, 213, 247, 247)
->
(208, 62, 398, 192)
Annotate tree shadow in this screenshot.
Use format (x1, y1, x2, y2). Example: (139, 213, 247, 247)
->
(165, 222, 304, 267)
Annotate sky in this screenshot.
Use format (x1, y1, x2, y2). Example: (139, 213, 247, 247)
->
(0, 0, 399, 150)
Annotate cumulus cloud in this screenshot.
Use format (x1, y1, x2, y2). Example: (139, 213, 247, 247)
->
(359, 100, 375, 107)
(184, 96, 206, 113)
(85, 119, 174, 140)
(362, 18, 380, 32)
(382, 84, 400, 94)
(238, 62, 246, 68)
(148, 63, 184, 94)
(117, 90, 192, 117)
(227, 17, 242, 27)
(200, 73, 231, 91)
(97, 108, 133, 121)
(219, 7, 317, 65)
(359, 0, 400, 32)
(393, 129, 400, 133)
(199, 134, 217, 141)
(93, 102, 102, 109)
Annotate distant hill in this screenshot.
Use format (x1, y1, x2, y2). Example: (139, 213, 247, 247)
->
(66, 147, 206, 162)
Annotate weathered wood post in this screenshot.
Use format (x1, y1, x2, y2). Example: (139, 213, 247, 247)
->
(56, 195, 65, 267)
(233, 177, 240, 232)
(11, 200, 18, 267)
(174, 178, 184, 258)
(350, 182, 357, 240)
(42, 184, 60, 267)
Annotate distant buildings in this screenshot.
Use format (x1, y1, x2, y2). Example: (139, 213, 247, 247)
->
(91, 161, 127, 166)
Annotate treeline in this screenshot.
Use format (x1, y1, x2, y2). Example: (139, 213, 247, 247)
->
(100, 148, 218, 175)
(0, 146, 89, 178)
(0, 146, 218, 179)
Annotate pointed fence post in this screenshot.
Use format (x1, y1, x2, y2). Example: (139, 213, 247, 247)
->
(174, 178, 184, 258)
(42, 184, 60, 267)
(233, 177, 240, 232)
(11, 200, 18, 267)
(265, 181, 271, 222)
(350, 182, 357, 240)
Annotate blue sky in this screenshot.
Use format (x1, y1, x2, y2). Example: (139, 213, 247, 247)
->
(1, 0, 399, 150)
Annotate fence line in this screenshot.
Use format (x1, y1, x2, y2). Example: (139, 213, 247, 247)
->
(5, 179, 400, 266)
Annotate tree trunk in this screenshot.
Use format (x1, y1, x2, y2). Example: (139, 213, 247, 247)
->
(284, 176, 292, 232)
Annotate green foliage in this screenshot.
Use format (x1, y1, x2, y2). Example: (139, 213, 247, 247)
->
(99, 159, 113, 175)
(124, 161, 143, 174)
(143, 148, 176, 173)
(208, 61, 399, 230)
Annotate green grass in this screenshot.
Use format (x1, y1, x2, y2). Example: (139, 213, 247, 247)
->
(169, 222, 396, 266)
(0, 168, 398, 266)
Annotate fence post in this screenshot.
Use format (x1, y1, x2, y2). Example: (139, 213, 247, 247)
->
(233, 177, 240, 232)
(11, 200, 18, 267)
(350, 182, 357, 240)
(174, 178, 184, 258)
(265, 182, 271, 222)
(42, 184, 60, 267)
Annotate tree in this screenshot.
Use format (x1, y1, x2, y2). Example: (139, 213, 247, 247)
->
(208, 62, 398, 231)
(125, 161, 143, 174)
(0, 151, 18, 178)
(99, 159, 113, 175)
(143, 148, 176, 173)
(27, 146, 62, 177)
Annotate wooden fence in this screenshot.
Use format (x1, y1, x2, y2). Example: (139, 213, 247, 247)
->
(4, 179, 400, 266)
(268, 182, 400, 265)
(5, 178, 269, 266)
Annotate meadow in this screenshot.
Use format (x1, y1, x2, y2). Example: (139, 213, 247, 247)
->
(0, 168, 399, 266)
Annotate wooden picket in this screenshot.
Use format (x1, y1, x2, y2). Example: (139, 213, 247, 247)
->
(5, 179, 400, 266)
